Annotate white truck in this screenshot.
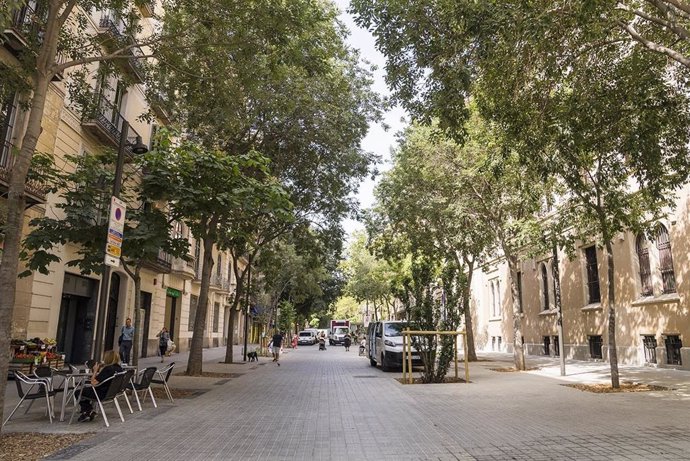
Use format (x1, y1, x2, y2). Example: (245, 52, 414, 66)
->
(329, 319, 350, 346)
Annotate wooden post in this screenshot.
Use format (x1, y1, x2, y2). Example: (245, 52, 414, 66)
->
(454, 335, 458, 379)
(463, 331, 469, 383)
(402, 331, 407, 383)
(407, 328, 413, 384)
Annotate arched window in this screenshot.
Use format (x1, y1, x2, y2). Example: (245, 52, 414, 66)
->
(657, 224, 676, 294)
(540, 263, 550, 310)
(636, 234, 653, 296)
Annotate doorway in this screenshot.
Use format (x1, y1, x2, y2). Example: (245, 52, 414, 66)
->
(140, 291, 152, 357)
(165, 295, 177, 341)
(57, 274, 97, 364)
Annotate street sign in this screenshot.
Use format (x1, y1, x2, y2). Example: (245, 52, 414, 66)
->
(105, 196, 126, 267)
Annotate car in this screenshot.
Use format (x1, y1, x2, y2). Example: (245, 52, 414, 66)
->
(366, 321, 423, 371)
(297, 330, 318, 345)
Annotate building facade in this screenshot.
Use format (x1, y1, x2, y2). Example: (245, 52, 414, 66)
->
(470, 185, 690, 370)
(2, 2, 247, 364)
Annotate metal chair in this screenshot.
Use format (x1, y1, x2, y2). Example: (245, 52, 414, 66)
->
(70, 371, 127, 428)
(128, 367, 158, 410)
(3, 371, 56, 426)
(151, 362, 175, 403)
(116, 368, 136, 415)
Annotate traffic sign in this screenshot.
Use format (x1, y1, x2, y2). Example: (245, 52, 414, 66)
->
(105, 196, 126, 267)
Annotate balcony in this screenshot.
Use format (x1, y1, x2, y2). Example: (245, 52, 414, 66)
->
(148, 90, 171, 124)
(81, 94, 144, 150)
(171, 256, 196, 280)
(211, 274, 233, 294)
(2, 2, 42, 53)
(97, 11, 146, 83)
(136, 0, 155, 18)
(142, 249, 172, 274)
(1, 99, 46, 204)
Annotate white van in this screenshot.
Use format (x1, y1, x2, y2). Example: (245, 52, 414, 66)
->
(366, 321, 421, 371)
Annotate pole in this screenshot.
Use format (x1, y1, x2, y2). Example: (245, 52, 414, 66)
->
(463, 332, 469, 383)
(242, 261, 251, 361)
(407, 329, 413, 384)
(552, 241, 566, 376)
(93, 121, 130, 360)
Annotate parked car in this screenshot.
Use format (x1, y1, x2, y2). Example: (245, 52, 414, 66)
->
(297, 330, 318, 345)
(366, 321, 423, 371)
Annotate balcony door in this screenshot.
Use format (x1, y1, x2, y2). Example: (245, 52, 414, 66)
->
(0, 94, 17, 169)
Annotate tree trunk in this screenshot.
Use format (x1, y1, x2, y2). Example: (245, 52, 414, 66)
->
(0, 3, 64, 427)
(506, 252, 525, 371)
(605, 239, 620, 388)
(0, 74, 51, 428)
(131, 267, 142, 367)
(187, 234, 215, 375)
(462, 257, 477, 362)
(224, 254, 247, 363)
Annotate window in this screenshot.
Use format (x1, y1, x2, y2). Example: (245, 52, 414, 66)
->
(490, 279, 501, 317)
(497, 336, 502, 351)
(213, 302, 220, 332)
(188, 295, 198, 331)
(216, 254, 222, 278)
(636, 234, 653, 296)
(589, 335, 603, 359)
(540, 263, 550, 311)
(491, 336, 496, 351)
(665, 335, 682, 365)
(584, 246, 601, 304)
(517, 271, 523, 314)
(194, 240, 201, 278)
(150, 124, 159, 150)
(656, 225, 676, 294)
(543, 336, 551, 356)
(552, 335, 559, 357)
(642, 336, 657, 364)
(0, 92, 17, 169)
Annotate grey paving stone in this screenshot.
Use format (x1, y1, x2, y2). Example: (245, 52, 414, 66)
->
(8, 346, 690, 460)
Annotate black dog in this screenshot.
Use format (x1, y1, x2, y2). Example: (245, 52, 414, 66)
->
(247, 351, 258, 362)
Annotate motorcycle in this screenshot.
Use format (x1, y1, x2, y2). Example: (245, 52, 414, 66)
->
(318, 337, 326, 351)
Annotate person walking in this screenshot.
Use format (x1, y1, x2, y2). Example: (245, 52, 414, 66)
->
(272, 331, 283, 366)
(156, 327, 170, 363)
(118, 317, 134, 365)
(343, 333, 352, 352)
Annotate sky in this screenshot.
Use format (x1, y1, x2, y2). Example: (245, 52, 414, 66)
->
(333, 0, 407, 238)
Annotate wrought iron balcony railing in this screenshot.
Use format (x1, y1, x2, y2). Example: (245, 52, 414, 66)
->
(81, 94, 144, 150)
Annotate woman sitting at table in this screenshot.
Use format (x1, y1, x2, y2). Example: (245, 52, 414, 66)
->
(78, 350, 123, 422)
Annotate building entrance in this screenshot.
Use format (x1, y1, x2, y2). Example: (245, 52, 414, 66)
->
(57, 274, 97, 364)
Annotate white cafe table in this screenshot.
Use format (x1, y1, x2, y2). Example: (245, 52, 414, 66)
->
(56, 370, 91, 422)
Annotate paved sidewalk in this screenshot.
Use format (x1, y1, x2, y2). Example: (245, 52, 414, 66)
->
(2, 344, 261, 433)
(23, 346, 690, 460)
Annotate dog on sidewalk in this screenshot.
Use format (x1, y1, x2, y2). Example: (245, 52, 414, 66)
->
(247, 350, 258, 362)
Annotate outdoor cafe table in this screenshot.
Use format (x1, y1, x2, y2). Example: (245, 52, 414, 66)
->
(54, 370, 91, 422)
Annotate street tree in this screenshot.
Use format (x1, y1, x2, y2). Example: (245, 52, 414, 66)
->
(141, 133, 292, 376)
(341, 231, 395, 322)
(0, 0, 175, 423)
(151, 0, 381, 363)
(352, 0, 690, 384)
(368, 122, 499, 361)
(20, 151, 188, 366)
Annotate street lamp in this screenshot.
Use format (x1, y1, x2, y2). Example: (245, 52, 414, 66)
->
(93, 120, 148, 361)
